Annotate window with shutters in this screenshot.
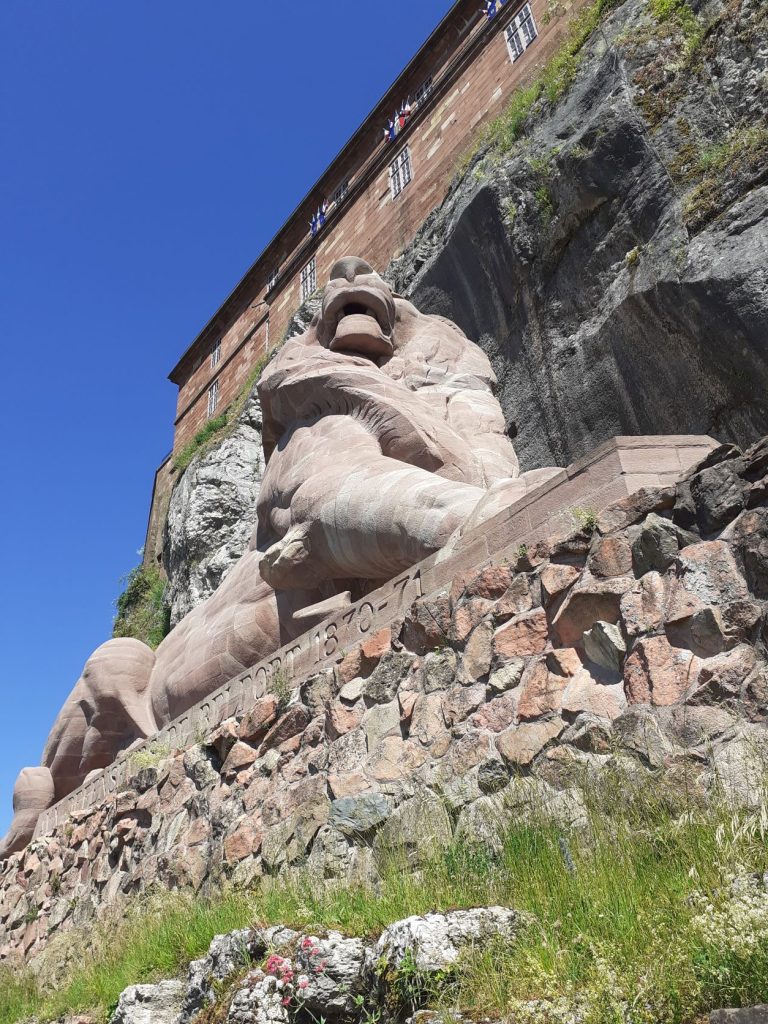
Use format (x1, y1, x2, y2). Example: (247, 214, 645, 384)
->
(389, 146, 413, 199)
(414, 76, 433, 108)
(300, 256, 317, 301)
(332, 180, 350, 205)
(207, 378, 220, 417)
(505, 3, 537, 62)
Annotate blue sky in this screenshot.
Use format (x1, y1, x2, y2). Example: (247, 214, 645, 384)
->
(0, 0, 452, 834)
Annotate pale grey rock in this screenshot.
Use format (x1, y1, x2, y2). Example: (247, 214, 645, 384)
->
(363, 652, 417, 705)
(423, 650, 458, 693)
(108, 980, 185, 1024)
(306, 824, 377, 883)
(294, 931, 367, 1016)
(375, 792, 453, 866)
(707, 729, 768, 808)
(163, 388, 264, 626)
(582, 620, 626, 673)
(179, 929, 262, 1024)
(710, 1007, 768, 1023)
(488, 660, 524, 694)
(329, 792, 392, 837)
(456, 777, 587, 856)
(373, 907, 523, 973)
(226, 973, 289, 1024)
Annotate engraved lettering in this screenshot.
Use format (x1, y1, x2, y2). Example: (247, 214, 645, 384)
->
(324, 621, 339, 657)
(358, 602, 374, 633)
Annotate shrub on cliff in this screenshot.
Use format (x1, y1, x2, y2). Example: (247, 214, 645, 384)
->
(112, 562, 170, 650)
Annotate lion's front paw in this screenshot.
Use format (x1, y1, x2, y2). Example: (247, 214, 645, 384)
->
(259, 525, 322, 590)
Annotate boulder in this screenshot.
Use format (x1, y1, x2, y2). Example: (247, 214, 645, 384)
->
(109, 981, 186, 1024)
(710, 1007, 768, 1023)
(363, 652, 417, 705)
(552, 574, 634, 646)
(582, 620, 626, 673)
(493, 608, 549, 661)
(496, 718, 564, 766)
(624, 636, 700, 706)
(179, 929, 264, 1023)
(373, 907, 523, 973)
(588, 534, 633, 578)
(294, 932, 367, 1016)
(688, 456, 747, 534)
(329, 793, 392, 838)
(631, 514, 696, 576)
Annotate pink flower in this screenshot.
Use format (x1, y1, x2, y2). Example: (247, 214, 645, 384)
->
(282, 997, 292, 1006)
(301, 937, 314, 949)
(298, 976, 310, 989)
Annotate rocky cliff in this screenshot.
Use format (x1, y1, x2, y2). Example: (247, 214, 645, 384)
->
(163, 390, 264, 627)
(389, 0, 767, 471)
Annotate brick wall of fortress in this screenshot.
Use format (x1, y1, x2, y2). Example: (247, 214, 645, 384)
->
(168, 0, 587, 458)
(16, 433, 768, 966)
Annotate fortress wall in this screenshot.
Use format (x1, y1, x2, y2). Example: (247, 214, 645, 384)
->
(168, 0, 591, 457)
(6, 434, 751, 966)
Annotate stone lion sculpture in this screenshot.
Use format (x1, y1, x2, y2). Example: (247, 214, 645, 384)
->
(1, 256, 559, 858)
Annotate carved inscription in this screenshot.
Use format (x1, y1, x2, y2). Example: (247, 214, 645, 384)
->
(34, 568, 420, 837)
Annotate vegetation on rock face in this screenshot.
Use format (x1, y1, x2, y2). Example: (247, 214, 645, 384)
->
(455, 0, 623, 167)
(172, 347, 278, 475)
(112, 563, 170, 649)
(4, 767, 768, 1023)
(683, 125, 768, 231)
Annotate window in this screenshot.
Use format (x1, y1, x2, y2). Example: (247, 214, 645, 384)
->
(414, 76, 433, 108)
(300, 256, 317, 301)
(267, 267, 279, 292)
(332, 179, 350, 206)
(389, 146, 413, 199)
(505, 3, 537, 62)
(207, 378, 220, 417)
(211, 340, 221, 368)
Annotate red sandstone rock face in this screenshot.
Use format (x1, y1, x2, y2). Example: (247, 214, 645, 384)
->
(624, 636, 700, 706)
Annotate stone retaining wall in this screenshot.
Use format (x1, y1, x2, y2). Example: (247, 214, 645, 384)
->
(13, 433, 768, 966)
(34, 435, 713, 839)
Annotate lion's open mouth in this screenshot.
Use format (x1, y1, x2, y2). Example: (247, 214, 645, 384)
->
(323, 285, 395, 357)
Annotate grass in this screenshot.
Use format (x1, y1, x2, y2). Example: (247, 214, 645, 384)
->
(648, 0, 703, 55)
(112, 563, 170, 649)
(269, 669, 293, 713)
(570, 505, 599, 532)
(475, 0, 622, 160)
(130, 740, 171, 773)
(4, 767, 768, 1024)
(683, 125, 768, 229)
